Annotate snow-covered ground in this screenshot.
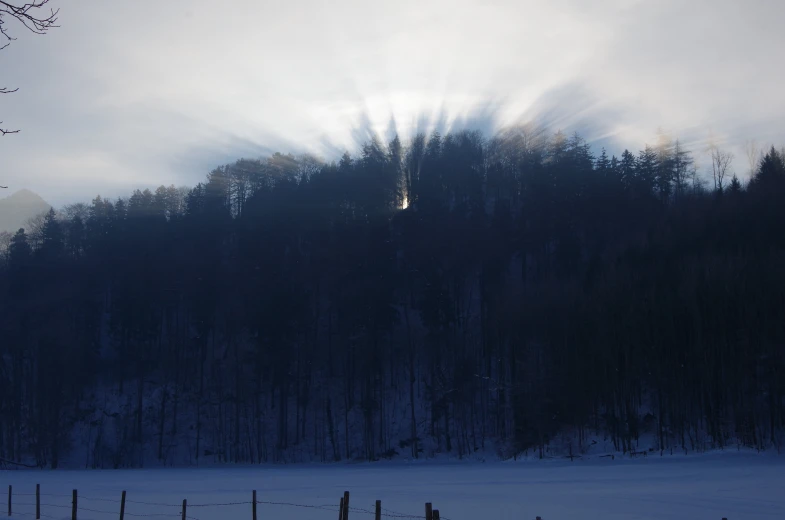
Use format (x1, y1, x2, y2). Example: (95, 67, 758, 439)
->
(3, 453, 784, 520)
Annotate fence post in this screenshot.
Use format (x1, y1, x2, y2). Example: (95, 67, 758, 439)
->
(342, 491, 350, 520)
(338, 497, 344, 520)
(120, 490, 127, 520)
(252, 490, 257, 520)
(36, 484, 40, 520)
(433, 510, 440, 520)
(425, 502, 433, 520)
(375, 500, 381, 520)
(7, 485, 10, 517)
(181, 499, 187, 520)
(72, 489, 77, 520)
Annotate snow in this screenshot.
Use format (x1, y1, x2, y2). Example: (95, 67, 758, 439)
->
(3, 453, 785, 520)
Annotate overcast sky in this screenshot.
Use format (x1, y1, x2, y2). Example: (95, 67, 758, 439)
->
(2, 0, 784, 206)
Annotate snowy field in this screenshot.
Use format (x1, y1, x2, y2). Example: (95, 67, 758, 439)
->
(3, 453, 784, 520)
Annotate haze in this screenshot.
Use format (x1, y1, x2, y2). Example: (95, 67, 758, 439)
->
(2, 0, 784, 206)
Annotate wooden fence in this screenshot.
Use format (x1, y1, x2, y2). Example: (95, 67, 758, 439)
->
(5, 484, 447, 520)
(4, 484, 738, 520)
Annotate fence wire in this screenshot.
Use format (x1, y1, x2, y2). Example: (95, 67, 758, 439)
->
(4, 491, 450, 520)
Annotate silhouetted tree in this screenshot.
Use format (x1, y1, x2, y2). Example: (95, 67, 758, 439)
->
(710, 145, 734, 192)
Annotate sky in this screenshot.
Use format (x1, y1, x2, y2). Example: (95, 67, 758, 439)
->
(1, 0, 784, 206)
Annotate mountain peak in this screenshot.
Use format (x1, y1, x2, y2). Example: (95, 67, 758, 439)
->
(0, 188, 52, 233)
(2, 188, 45, 200)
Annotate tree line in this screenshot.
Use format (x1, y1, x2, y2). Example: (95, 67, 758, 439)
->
(1, 126, 784, 468)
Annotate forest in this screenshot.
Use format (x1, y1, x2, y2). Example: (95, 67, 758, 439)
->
(1, 126, 784, 469)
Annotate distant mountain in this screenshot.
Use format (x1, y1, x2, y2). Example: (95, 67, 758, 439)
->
(0, 189, 52, 234)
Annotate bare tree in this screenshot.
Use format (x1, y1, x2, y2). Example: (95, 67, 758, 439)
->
(688, 163, 707, 193)
(743, 140, 761, 178)
(62, 202, 90, 222)
(1, 0, 59, 136)
(0, 230, 10, 255)
(709, 144, 734, 192)
(23, 209, 48, 249)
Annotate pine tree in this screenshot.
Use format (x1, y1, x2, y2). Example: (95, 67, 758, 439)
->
(388, 134, 405, 208)
(728, 175, 743, 194)
(8, 228, 32, 268)
(595, 148, 611, 178)
(672, 140, 694, 199)
(635, 145, 658, 198)
(655, 133, 675, 201)
(619, 150, 637, 192)
(38, 208, 64, 261)
(750, 146, 785, 193)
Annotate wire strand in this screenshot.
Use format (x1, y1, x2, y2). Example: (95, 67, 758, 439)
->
(7, 491, 451, 519)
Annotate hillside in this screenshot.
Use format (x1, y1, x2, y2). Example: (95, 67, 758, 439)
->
(0, 189, 51, 233)
(2, 133, 785, 469)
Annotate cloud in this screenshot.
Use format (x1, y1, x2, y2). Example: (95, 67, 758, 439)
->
(1, 0, 784, 205)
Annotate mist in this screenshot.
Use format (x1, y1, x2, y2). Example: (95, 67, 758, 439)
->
(2, 0, 785, 205)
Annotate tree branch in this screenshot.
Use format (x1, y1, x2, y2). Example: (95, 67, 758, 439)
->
(0, 0, 59, 41)
(0, 1, 59, 139)
(0, 121, 20, 135)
